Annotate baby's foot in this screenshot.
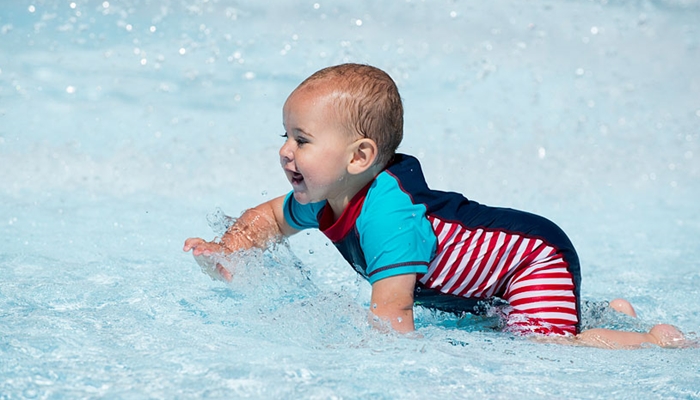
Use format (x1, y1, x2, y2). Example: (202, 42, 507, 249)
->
(649, 324, 688, 348)
(609, 298, 637, 318)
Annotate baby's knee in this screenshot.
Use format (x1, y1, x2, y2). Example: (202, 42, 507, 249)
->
(609, 298, 637, 317)
(649, 324, 685, 348)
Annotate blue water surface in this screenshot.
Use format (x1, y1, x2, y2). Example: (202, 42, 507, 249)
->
(1, 0, 699, 398)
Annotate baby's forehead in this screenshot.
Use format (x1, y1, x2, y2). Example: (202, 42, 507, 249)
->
(298, 77, 345, 97)
(291, 81, 357, 110)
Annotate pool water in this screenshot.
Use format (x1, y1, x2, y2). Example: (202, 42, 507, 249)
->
(1, 0, 699, 398)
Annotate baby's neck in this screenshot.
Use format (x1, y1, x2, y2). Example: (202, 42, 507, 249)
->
(327, 164, 383, 221)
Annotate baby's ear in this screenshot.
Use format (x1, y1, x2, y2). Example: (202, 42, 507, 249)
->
(348, 138, 378, 174)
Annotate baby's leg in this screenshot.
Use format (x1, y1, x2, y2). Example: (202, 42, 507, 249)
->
(575, 298, 687, 348)
(576, 324, 685, 349)
(501, 263, 689, 348)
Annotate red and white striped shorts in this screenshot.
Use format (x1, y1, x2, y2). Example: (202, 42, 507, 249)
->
(501, 260, 579, 336)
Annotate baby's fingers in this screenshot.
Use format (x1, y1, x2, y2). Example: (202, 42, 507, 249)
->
(191, 242, 225, 256)
(183, 238, 222, 255)
(216, 263, 233, 282)
(183, 237, 206, 252)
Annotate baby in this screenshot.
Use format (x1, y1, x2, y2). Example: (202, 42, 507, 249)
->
(184, 63, 686, 349)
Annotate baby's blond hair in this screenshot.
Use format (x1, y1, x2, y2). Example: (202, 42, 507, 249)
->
(295, 64, 403, 167)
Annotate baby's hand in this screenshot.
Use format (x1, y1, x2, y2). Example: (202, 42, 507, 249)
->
(183, 237, 225, 256)
(183, 237, 233, 281)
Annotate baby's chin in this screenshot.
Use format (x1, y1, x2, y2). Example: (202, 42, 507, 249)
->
(291, 190, 313, 205)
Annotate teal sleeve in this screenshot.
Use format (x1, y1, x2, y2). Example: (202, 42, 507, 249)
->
(282, 191, 326, 230)
(357, 173, 436, 284)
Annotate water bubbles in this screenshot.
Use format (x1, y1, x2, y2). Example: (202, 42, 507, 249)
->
(224, 7, 239, 20)
(590, 26, 599, 35)
(178, 47, 187, 55)
(102, 1, 110, 9)
(150, 26, 156, 33)
(65, 86, 76, 94)
(227, 51, 243, 63)
(354, 19, 363, 27)
(243, 71, 256, 80)
(450, 11, 458, 18)
(575, 67, 585, 76)
(537, 147, 546, 159)
(286, 368, 315, 384)
(313, 3, 321, 10)
(308, 249, 314, 255)
(28, 5, 36, 13)
(70, 2, 76, 9)
(280, 43, 292, 56)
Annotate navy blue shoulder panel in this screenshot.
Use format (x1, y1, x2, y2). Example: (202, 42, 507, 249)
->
(386, 154, 580, 281)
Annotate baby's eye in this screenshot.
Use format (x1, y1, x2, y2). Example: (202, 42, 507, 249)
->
(280, 132, 308, 147)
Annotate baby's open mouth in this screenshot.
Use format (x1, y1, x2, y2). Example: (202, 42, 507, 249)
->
(291, 172, 304, 185)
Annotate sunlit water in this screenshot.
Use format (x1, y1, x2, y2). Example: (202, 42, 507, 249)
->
(1, 0, 699, 398)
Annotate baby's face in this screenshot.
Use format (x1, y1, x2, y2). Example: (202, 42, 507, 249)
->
(280, 86, 358, 206)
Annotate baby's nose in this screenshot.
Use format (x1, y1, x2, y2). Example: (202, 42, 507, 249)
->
(279, 142, 293, 163)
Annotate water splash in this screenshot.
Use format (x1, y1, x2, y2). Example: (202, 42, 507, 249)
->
(579, 300, 651, 332)
(206, 207, 237, 237)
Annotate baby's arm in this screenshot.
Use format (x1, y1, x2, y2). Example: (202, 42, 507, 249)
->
(183, 195, 298, 280)
(369, 274, 417, 333)
(217, 195, 297, 251)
